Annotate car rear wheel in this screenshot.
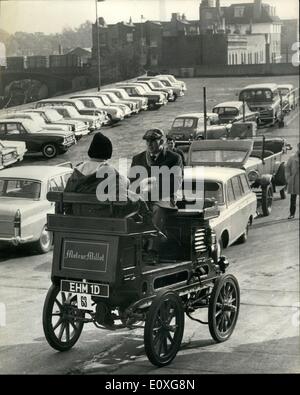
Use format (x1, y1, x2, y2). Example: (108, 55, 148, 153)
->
(261, 184, 273, 216)
(42, 143, 58, 159)
(34, 225, 53, 254)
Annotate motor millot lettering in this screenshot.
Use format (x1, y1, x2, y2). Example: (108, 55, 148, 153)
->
(62, 240, 108, 272)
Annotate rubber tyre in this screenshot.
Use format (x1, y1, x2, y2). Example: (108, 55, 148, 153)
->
(42, 143, 58, 159)
(144, 290, 184, 367)
(261, 184, 273, 216)
(278, 119, 285, 128)
(237, 219, 251, 244)
(33, 225, 53, 254)
(208, 274, 240, 343)
(43, 284, 84, 352)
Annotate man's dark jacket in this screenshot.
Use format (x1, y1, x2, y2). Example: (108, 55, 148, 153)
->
(129, 148, 183, 208)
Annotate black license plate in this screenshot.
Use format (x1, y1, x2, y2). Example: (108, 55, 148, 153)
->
(61, 280, 109, 298)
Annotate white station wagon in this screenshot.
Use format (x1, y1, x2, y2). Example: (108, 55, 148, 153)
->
(0, 164, 73, 253)
(184, 140, 257, 252)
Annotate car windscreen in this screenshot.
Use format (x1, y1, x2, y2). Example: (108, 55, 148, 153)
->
(0, 179, 41, 199)
(45, 109, 63, 122)
(151, 81, 163, 88)
(160, 80, 170, 87)
(64, 107, 80, 117)
(183, 181, 224, 205)
(239, 89, 273, 102)
(172, 118, 198, 128)
(191, 149, 248, 164)
(214, 107, 239, 116)
(99, 95, 111, 105)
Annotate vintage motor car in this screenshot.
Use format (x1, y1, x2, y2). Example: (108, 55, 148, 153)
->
(238, 83, 285, 127)
(70, 95, 124, 124)
(187, 138, 289, 217)
(35, 99, 109, 126)
(0, 111, 70, 132)
(26, 108, 89, 140)
(116, 83, 166, 110)
(168, 112, 220, 143)
(0, 164, 73, 253)
(186, 140, 257, 251)
(42, 191, 240, 367)
(0, 119, 76, 159)
(277, 84, 298, 112)
(48, 106, 102, 132)
(101, 88, 148, 111)
(212, 101, 259, 125)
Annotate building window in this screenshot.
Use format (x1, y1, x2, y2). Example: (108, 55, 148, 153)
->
(235, 53, 238, 64)
(126, 33, 133, 42)
(234, 6, 245, 17)
(150, 40, 158, 47)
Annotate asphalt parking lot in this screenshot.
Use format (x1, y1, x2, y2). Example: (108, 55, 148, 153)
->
(0, 75, 299, 374)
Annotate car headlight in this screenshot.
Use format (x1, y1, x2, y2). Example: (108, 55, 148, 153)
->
(248, 170, 259, 182)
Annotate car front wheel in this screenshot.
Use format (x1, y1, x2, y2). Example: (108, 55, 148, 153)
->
(42, 143, 58, 159)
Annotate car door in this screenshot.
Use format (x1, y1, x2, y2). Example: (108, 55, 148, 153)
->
(225, 178, 240, 243)
(228, 176, 246, 242)
(0, 122, 29, 146)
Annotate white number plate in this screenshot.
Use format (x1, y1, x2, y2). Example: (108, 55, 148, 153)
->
(77, 293, 93, 311)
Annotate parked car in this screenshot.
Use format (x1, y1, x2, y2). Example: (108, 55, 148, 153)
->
(238, 83, 285, 127)
(0, 119, 76, 159)
(155, 74, 187, 92)
(26, 108, 89, 140)
(100, 91, 139, 114)
(35, 99, 109, 126)
(0, 164, 73, 253)
(277, 84, 298, 112)
(136, 78, 175, 101)
(102, 88, 148, 111)
(116, 83, 166, 110)
(138, 76, 184, 99)
(184, 139, 257, 251)
(0, 139, 27, 161)
(0, 111, 70, 132)
(130, 81, 169, 103)
(70, 95, 124, 124)
(168, 112, 220, 143)
(89, 93, 132, 118)
(212, 101, 259, 124)
(47, 106, 101, 132)
(0, 142, 19, 170)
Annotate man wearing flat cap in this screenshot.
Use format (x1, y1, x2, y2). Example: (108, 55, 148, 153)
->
(129, 128, 183, 261)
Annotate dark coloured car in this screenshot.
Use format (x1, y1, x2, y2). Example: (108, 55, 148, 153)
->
(212, 101, 259, 125)
(0, 119, 76, 159)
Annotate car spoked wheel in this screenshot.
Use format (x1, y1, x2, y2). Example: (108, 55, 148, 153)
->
(208, 274, 240, 343)
(43, 284, 84, 351)
(144, 291, 184, 367)
(34, 226, 53, 254)
(261, 184, 273, 216)
(42, 143, 57, 159)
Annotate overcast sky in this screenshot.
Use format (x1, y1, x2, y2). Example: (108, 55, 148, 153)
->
(0, 0, 299, 34)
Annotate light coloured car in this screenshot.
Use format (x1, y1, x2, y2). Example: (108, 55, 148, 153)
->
(35, 98, 109, 125)
(151, 76, 184, 99)
(47, 106, 102, 132)
(0, 142, 18, 170)
(136, 78, 175, 102)
(100, 91, 139, 114)
(103, 88, 148, 111)
(0, 140, 27, 164)
(0, 164, 73, 253)
(26, 108, 89, 140)
(0, 111, 70, 132)
(93, 93, 132, 118)
(185, 139, 257, 252)
(168, 112, 220, 142)
(155, 74, 187, 92)
(277, 84, 298, 112)
(212, 101, 259, 124)
(116, 83, 166, 110)
(70, 95, 124, 124)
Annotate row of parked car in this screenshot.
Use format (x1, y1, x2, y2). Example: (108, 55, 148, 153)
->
(0, 74, 186, 162)
(0, 74, 187, 253)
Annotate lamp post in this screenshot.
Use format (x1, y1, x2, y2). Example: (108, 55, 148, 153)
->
(95, 0, 105, 91)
